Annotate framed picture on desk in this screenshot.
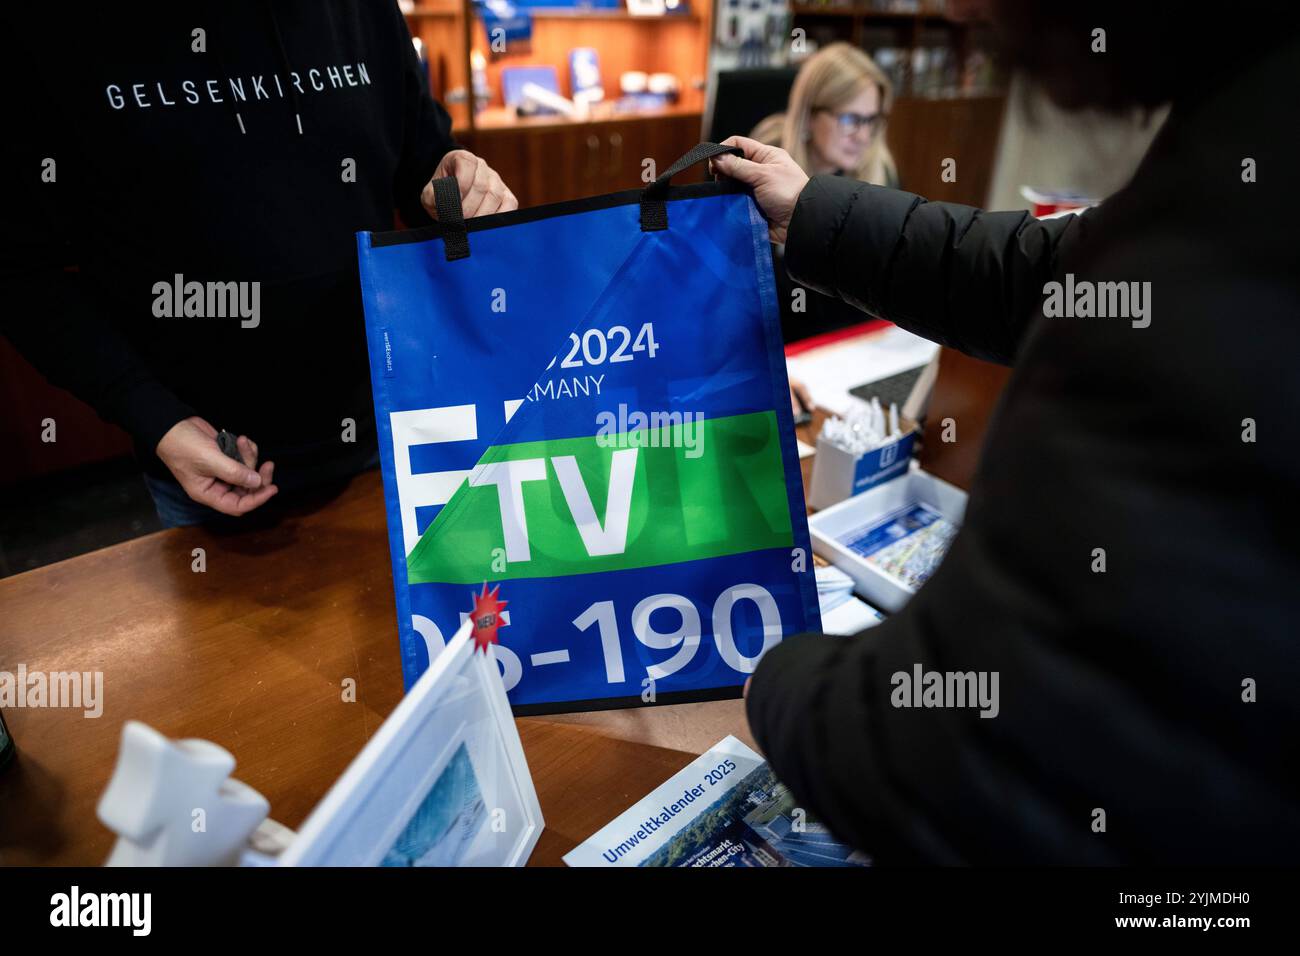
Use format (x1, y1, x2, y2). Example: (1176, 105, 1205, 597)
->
(280, 620, 543, 867)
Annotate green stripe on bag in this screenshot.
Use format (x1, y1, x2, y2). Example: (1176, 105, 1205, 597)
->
(407, 410, 794, 584)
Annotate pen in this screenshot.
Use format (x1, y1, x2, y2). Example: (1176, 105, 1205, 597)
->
(216, 429, 244, 463)
(793, 389, 813, 427)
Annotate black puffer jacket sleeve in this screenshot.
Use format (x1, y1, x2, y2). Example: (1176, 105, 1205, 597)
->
(784, 176, 1087, 365)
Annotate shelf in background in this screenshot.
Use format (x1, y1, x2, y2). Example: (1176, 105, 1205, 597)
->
(404, 0, 714, 174)
(459, 103, 703, 134)
(790, 4, 959, 22)
(520, 9, 700, 21)
(404, 6, 701, 21)
(402, 0, 460, 17)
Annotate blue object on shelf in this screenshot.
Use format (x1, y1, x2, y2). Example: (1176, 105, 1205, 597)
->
(475, 0, 534, 55)
(569, 48, 603, 101)
(501, 65, 560, 112)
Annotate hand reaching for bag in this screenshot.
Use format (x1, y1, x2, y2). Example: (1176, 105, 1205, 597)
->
(155, 416, 277, 517)
(422, 149, 519, 219)
(711, 136, 810, 245)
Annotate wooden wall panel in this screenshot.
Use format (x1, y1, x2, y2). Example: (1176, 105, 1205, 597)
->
(918, 346, 1013, 491)
(888, 93, 1007, 207)
(460, 111, 703, 207)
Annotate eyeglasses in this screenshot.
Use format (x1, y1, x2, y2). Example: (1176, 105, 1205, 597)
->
(814, 109, 887, 135)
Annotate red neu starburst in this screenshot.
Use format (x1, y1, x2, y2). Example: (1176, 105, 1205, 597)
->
(469, 583, 508, 653)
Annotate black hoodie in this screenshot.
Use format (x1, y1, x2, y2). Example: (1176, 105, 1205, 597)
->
(1, 1, 455, 486)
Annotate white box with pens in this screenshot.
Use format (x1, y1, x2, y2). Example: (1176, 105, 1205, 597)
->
(808, 397, 918, 511)
(809, 464, 968, 614)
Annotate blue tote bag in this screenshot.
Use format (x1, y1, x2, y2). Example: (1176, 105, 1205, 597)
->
(357, 143, 820, 714)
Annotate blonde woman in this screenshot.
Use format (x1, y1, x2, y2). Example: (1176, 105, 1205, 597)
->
(750, 43, 898, 416)
(752, 43, 898, 188)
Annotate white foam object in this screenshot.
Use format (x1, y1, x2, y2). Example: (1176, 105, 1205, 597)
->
(97, 720, 286, 867)
(520, 82, 581, 118)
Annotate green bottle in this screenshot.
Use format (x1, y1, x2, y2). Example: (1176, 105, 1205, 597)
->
(0, 710, 14, 770)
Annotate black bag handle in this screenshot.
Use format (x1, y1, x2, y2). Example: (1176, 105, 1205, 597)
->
(640, 142, 744, 232)
(429, 175, 470, 261)
(430, 142, 743, 254)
